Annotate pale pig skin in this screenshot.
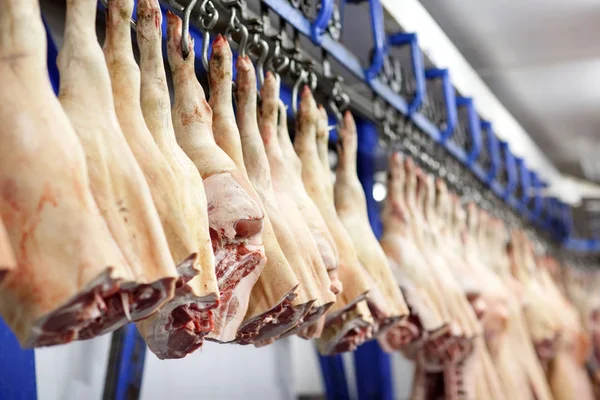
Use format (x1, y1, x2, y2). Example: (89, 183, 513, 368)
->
(0, 0, 168, 348)
(334, 112, 409, 334)
(293, 97, 374, 354)
(134, 0, 220, 359)
(57, 0, 177, 304)
(229, 52, 318, 344)
(263, 89, 337, 339)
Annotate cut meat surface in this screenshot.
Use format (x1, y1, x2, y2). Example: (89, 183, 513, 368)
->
(57, 0, 178, 321)
(316, 300, 374, 355)
(334, 113, 409, 335)
(0, 0, 159, 347)
(166, 15, 266, 343)
(134, 0, 219, 359)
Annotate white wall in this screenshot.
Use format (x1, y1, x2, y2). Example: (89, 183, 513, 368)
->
(34, 334, 415, 400)
(35, 335, 111, 400)
(141, 339, 292, 400)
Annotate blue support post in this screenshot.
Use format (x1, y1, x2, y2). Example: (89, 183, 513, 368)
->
(362, 0, 387, 83)
(0, 319, 37, 400)
(44, 18, 60, 94)
(311, 0, 335, 45)
(499, 141, 517, 202)
(530, 172, 543, 224)
(353, 119, 394, 400)
(541, 196, 554, 231)
(387, 32, 426, 115)
(559, 201, 574, 240)
(103, 324, 147, 400)
(456, 97, 482, 168)
(480, 121, 499, 185)
(517, 159, 531, 217)
(424, 68, 457, 143)
(318, 356, 351, 400)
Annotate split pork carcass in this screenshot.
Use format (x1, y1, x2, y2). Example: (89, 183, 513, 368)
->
(414, 173, 481, 363)
(446, 200, 507, 400)
(565, 267, 600, 373)
(413, 173, 496, 400)
(473, 209, 531, 400)
(566, 269, 600, 394)
(425, 183, 506, 400)
(58, 0, 181, 323)
(0, 218, 15, 277)
(205, 44, 310, 345)
(260, 91, 337, 339)
(463, 204, 515, 400)
(133, 0, 220, 358)
(293, 96, 375, 354)
(0, 0, 156, 347)
(333, 113, 409, 338)
(509, 231, 561, 367)
(379, 153, 446, 353)
(536, 256, 595, 400)
(487, 220, 554, 400)
(395, 158, 475, 373)
(288, 92, 342, 297)
(166, 13, 266, 342)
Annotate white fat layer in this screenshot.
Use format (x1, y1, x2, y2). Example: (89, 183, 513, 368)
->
(203, 173, 263, 244)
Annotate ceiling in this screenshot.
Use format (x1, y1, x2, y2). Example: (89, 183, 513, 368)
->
(419, 0, 600, 182)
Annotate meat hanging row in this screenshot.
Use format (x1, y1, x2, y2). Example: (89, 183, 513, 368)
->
(2, 1, 600, 399)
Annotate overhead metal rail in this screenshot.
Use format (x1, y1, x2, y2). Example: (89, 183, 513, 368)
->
(149, 0, 599, 252)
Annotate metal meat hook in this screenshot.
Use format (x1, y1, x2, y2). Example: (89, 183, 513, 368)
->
(251, 37, 270, 89)
(198, 0, 219, 31)
(329, 78, 349, 128)
(226, 8, 249, 59)
(181, 0, 198, 59)
(292, 69, 308, 116)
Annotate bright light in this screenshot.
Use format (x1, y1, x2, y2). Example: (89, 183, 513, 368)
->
(373, 182, 387, 202)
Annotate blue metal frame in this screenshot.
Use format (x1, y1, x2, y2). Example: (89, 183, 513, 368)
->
(517, 158, 531, 216)
(0, 318, 37, 400)
(480, 121, 499, 185)
(261, 0, 593, 249)
(529, 172, 543, 224)
(498, 140, 517, 201)
(362, 0, 387, 83)
(103, 324, 147, 400)
(318, 356, 351, 400)
(455, 96, 482, 167)
(353, 119, 394, 400)
(311, 0, 335, 45)
(387, 33, 426, 115)
(424, 68, 457, 143)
